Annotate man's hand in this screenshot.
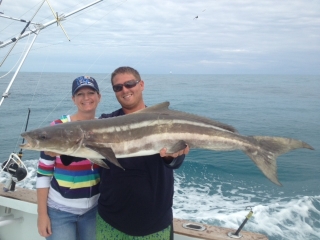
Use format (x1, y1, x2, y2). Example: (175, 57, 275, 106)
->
(160, 144, 190, 158)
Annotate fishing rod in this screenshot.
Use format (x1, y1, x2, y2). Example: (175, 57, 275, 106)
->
(18, 108, 31, 157)
(1, 109, 31, 192)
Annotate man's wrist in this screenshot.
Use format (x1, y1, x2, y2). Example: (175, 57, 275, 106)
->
(163, 156, 174, 164)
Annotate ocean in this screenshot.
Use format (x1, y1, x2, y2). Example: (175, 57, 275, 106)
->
(0, 72, 319, 240)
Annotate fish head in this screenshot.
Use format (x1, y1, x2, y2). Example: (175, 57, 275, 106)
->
(20, 124, 83, 155)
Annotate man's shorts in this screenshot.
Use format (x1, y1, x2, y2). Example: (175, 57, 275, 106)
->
(96, 213, 173, 240)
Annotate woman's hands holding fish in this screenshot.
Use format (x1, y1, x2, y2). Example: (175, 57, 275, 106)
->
(44, 151, 59, 157)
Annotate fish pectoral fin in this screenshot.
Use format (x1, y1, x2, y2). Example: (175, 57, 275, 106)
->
(166, 140, 187, 154)
(88, 158, 110, 169)
(84, 143, 125, 170)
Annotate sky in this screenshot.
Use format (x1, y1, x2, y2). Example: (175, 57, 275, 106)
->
(0, 0, 320, 74)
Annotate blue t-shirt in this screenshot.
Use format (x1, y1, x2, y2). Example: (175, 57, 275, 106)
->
(98, 108, 185, 236)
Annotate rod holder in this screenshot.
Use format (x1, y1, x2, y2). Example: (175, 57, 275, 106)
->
(228, 207, 253, 238)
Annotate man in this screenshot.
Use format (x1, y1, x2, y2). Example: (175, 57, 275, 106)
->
(96, 66, 189, 239)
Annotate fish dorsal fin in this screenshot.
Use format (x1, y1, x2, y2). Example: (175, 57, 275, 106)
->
(133, 101, 238, 133)
(134, 101, 170, 114)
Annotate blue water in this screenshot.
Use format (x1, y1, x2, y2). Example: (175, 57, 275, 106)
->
(1, 73, 319, 239)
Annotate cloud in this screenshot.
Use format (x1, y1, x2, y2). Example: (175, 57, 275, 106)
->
(1, 0, 319, 74)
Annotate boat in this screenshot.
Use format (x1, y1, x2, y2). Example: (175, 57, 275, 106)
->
(0, 1, 268, 239)
(0, 183, 268, 240)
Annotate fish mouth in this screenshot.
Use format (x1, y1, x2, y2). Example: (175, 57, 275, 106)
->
(20, 133, 34, 149)
(19, 142, 32, 149)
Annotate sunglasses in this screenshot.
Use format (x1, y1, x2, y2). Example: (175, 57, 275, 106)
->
(112, 79, 140, 92)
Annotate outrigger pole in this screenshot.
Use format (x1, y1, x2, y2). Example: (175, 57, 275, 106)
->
(0, 0, 46, 67)
(0, 29, 40, 106)
(0, 12, 39, 25)
(0, 0, 103, 107)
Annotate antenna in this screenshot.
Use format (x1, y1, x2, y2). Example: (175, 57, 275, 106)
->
(45, 0, 70, 41)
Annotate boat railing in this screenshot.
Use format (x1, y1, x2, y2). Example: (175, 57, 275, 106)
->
(0, 213, 24, 228)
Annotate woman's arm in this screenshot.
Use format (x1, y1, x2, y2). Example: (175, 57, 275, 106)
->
(37, 188, 52, 237)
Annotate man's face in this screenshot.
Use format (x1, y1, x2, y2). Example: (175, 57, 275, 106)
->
(112, 73, 144, 111)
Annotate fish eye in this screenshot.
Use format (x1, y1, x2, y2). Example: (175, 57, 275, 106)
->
(39, 133, 47, 140)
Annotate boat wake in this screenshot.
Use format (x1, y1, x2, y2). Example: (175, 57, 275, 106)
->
(1, 159, 319, 240)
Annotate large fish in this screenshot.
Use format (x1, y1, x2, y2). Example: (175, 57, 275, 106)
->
(20, 102, 314, 186)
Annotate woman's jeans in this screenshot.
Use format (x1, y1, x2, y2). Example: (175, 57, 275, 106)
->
(46, 206, 97, 240)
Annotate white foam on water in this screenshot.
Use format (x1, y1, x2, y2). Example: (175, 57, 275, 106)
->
(1, 159, 319, 240)
(173, 171, 320, 240)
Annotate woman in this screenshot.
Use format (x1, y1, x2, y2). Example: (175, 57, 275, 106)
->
(36, 76, 101, 240)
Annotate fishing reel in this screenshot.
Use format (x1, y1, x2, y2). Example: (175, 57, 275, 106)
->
(1, 109, 31, 192)
(1, 153, 28, 192)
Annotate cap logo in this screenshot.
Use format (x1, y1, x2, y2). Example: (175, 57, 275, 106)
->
(72, 75, 99, 96)
(77, 76, 94, 87)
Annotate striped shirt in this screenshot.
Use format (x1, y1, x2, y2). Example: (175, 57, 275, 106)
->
(36, 115, 100, 214)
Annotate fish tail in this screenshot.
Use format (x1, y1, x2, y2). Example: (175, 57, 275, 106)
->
(244, 136, 314, 186)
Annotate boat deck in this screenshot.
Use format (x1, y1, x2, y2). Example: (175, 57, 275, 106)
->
(0, 183, 268, 240)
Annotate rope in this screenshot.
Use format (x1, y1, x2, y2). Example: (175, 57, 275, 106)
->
(0, 34, 32, 79)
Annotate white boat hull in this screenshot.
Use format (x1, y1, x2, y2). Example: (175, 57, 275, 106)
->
(0, 184, 268, 240)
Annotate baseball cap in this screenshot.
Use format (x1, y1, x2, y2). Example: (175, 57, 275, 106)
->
(72, 76, 100, 96)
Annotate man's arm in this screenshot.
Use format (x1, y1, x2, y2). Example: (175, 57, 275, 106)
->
(160, 145, 190, 169)
(163, 155, 185, 169)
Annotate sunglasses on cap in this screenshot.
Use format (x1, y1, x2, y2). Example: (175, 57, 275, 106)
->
(112, 79, 140, 92)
